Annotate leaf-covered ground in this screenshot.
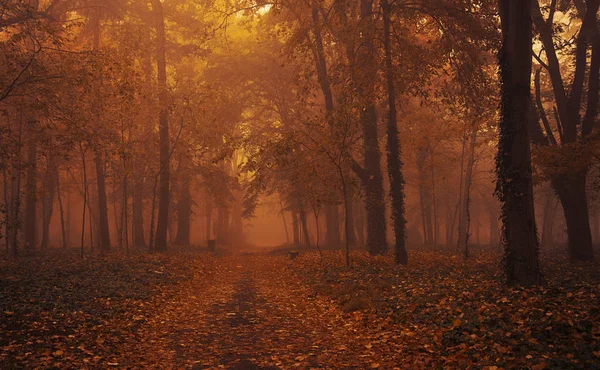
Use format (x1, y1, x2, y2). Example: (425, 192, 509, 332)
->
(292, 248, 600, 369)
(1, 247, 599, 369)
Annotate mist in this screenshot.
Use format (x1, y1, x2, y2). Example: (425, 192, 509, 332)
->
(0, 0, 599, 368)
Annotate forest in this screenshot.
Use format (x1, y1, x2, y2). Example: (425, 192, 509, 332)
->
(0, 0, 599, 368)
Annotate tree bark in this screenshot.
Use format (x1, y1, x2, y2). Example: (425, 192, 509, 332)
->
(152, 0, 170, 253)
(205, 195, 213, 244)
(94, 155, 111, 251)
(23, 115, 37, 252)
(417, 148, 432, 245)
(382, 0, 407, 264)
(497, 0, 542, 286)
(41, 154, 57, 249)
(132, 176, 146, 248)
(541, 188, 555, 247)
(292, 210, 299, 246)
(55, 167, 67, 249)
(553, 172, 594, 260)
(310, 1, 341, 249)
(358, 0, 387, 255)
(458, 126, 477, 258)
(300, 208, 311, 248)
(174, 177, 191, 246)
(531, 0, 599, 261)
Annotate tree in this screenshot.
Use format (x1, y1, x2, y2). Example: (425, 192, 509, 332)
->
(496, 0, 543, 286)
(151, 0, 170, 253)
(529, 0, 599, 261)
(382, 0, 407, 264)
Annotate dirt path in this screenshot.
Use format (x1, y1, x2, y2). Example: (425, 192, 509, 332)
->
(124, 253, 388, 369)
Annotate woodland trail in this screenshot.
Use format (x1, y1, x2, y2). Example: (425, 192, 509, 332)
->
(125, 252, 387, 369)
(3, 250, 599, 368)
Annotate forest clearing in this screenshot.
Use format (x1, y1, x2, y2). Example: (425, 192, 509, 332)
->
(2, 0, 600, 368)
(1, 247, 600, 369)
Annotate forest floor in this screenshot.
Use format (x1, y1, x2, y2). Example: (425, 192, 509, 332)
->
(0, 247, 599, 369)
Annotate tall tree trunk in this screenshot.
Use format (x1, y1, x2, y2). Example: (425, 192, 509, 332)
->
(11, 114, 24, 256)
(335, 0, 387, 255)
(431, 149, 438, 249)
(530, 0, 599, 261)
(80, 146, 88, 258)
(65, 178, 71, 247)
(292, 210, 299, 246)
(55, 167, 67, 249)
(345, 193, 357, 247)
(553, 172, 594, 260)
(23, 115, 37, 252)
(148, 177, 158, 252)
(445, 196, 452, 247)
(174, 176, 191, 246)
(94, 156, 111, 251)
(382, 0, 407, 264)
(458, 126, 477, 258)
(497, 0, 542, 286)
(280, 201, 289, 244)
(121, 165, 128, 253)
(541, 188, 555, 247)
(309, 1, 341, 249)
(592, 208, 599, 246)
(205, 195, 213, 243)
(132, 176, 146, 248)
(417, 148, 431, 245)
(3, 168, 10, 254)
(152, 0, 170, 253)
(359, 0, 387, 255)
(300, 208, 311, 248)
(41, 155, 57, 249)
(91, 9, 110, 253)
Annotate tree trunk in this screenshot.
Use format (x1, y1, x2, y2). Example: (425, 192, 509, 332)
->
(94, 155, 111, 251)
(359, 25, 387, 256)
(174, 177, 191, 246)
(541, 188, 555, 247)
(458, 126, 477, 258)
(3, 168, 10, 254)
(300, 208, 311, 248)
(530, 0, 599, 261)
(338, 0, 387, 256)
(23, 115, 37, 252)
(431, 150, 438, 249)
(205, 195, 213, 244)
(10, 115, 24, 256)
(382, 0, 407, 264)
(553, 172, 594, 260)
(152, 0, 170, 253)
(41, 155, 57, 249)
(292, 210, 299, 246)
(497, 0, 542, 286)
(55, 167, 67, 249)
(593, 209, 599, 246)
(309, 1, 341, 250)
(132, 176, 146, 248)
(80, 146, 88, 258)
